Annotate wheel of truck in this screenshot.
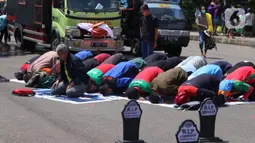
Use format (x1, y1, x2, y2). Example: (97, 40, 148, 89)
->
(14, 26, 36, 53)
(130, 38, 141, 56)
(14, 26, 24, 50)
(166, 46, 182, 57)
(51, 30, 61, 51)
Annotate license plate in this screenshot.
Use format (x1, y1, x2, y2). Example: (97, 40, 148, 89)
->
(165, 36, 178, 41)
(91, 42, 107, 47)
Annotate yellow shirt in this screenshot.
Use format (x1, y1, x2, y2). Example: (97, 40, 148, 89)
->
(64, 63, 71, 82)
(206, 13, 213, 33)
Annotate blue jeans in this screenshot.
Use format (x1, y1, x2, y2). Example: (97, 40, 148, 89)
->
(141, 40, 153, 59)
(199, 31, 205, 48)
(222, 20, 225, 34)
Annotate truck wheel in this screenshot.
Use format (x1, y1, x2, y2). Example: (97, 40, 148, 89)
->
(166, 46, 182, 57)
(14, 26, 24, 50)
(130, 38, 141, 56)
(51, 30, 60, 51)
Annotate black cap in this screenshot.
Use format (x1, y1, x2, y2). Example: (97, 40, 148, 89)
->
(99, 84, 113, 96)
(141, 4, 149, 10)
(125, 87, 140, 100)
(149, 92, 161, 104)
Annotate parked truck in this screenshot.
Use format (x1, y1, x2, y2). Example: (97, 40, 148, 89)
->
(121, 0, 191, 56)
(7, 0, 123, 52)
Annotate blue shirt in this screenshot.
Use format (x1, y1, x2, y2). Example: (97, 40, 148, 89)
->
(188, 64, 223, 80)
(0, 15, 7, 32)
(103, 61, 139, 88)
(219, 80, 235, 92)
(75, 50, 93, 61)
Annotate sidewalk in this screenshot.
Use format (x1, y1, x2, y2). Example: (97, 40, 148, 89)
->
(190, 32, 255, 47)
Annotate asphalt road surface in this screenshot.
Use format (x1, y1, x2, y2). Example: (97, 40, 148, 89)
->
(1, 41, 255, 143)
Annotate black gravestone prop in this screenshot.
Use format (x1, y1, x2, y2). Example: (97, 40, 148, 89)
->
(116, 100, 145, 143)
(198, 98, 222, 142)
(176, 120, 199, 143)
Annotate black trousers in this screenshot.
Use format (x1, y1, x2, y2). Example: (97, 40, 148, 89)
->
(0, 27, 8, 44)
(191, 88, 216, 102)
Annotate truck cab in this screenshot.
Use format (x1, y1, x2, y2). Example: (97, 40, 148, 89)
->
(122, 0, 191, 56)
(148, 1, 190, 56)
(57, 0, 124, 52)
(7, 0, 123, 52)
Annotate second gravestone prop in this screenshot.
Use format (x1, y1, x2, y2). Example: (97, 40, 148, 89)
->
(116, 100, 145, 143)
(198, 98, 222, 142)
(176, 120, 199, 143)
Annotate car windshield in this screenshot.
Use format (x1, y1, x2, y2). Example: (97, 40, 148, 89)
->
(67, 0, 119, 12)
(150, 7, 186, 22)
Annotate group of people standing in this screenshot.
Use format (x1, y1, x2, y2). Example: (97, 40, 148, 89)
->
(195, 1, 254, 57)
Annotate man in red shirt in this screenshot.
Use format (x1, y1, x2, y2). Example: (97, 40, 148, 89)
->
(124, 67, 163, 99)
(175, 74, 223, 106)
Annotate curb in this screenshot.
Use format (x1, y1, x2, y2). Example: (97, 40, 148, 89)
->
(190, 34, 255, 47)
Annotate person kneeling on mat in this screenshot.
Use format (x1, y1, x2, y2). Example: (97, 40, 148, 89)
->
(149, 66, 195, 103)
(219, 66, 255, 101)
(175, 74, 225, 106)
(102, 53, 127, 65)
(129, 58, 147, 69)
(224, 61, 255, 77)
(176, 56, 207, 70)
(51, 44, 89, 98)
(124, 66, 163, 99)
(87, 63, 115, 93)
(144, 53, 168, 63)
(15, 55, 41, 80)
(25, 51, 59, 83)
(146, 56, 182, 71)
(211, 61, 232, 75)
(99, 61, 139, 96)
(188, 64, 223, 80)
(82, 53, 111, 72)
(86, 54, 126, 93)
(74, 50, 93, 61)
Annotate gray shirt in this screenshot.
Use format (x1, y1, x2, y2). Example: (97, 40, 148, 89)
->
(195, 14, 208, 31)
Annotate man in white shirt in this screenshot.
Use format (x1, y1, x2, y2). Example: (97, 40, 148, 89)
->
(244, 8, 254, 36)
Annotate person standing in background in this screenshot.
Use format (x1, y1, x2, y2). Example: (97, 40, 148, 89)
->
(140, 4, 158, 59)
(208, 1, 216, 30)
(195, 7, 200, 17)
(196, 6, 208, 57)
(0, 4, 10, 42)
(244, 8, 254, 37)
(221, 5, 228, 35)
(213, 1, 220, 35)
